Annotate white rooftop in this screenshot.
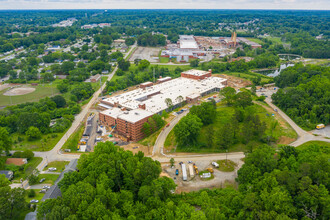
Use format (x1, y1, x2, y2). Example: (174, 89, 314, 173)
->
(102, 74, 227, 115)
(117, 108, 154, 123)
(179, 35, 198, 49)
(182, 69, 210, 77)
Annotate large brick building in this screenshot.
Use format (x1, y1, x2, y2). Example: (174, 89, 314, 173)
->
(99, 69, 227, 141)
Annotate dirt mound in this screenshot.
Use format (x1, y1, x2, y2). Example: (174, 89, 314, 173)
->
(3, 87, 36, 96)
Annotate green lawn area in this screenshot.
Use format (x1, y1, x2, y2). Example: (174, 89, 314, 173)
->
(246, 38, 263, 44)
(25, 189, 45, 203)
(0, 82, 60, 106)
(216, 160, 237, 172)
(159, 57, 170, 63)
(165, 104, 297, 153)
(11, 128, 69, 152)
(44, 161, 69, 172)
(61, 123, 85, 152)
(266, 36, 283, 44)
(37, 174, 60, 185)
(199, 170, 214, 181)
(91, 76, 108, 90)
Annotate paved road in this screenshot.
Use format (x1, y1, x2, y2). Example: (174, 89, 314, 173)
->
(32, 43, 137, 171)
(153, 111, 189, 157)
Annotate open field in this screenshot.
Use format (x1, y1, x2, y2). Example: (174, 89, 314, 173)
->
(61, 123, 85, 152)
(246, 38, 264, 44)
(0, 83, 59, 106)
(37, 174, 60, 185)
(43, 161, 69, 172)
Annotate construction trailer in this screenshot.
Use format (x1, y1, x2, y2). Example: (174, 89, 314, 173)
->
(181, 163, 187, 181)
(188, 164, 195, 178)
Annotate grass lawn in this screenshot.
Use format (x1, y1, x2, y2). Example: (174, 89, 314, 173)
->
(0, 82, 60, 106)
(43, 161, 69, 172)
(246, 38, 263, 44)
(165, 104, 297, 153)
(61, 123, 85, 152)
(37, 174, 60, 185)
(91, 76, 108, 90)
(216, 160, 237, 172)
(159, 57, 170, 63)
(199, 170, 214, 181)
(11, 128, 69, 152)
(25, 189, 45, 203)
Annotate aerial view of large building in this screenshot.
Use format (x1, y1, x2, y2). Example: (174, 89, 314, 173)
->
(99, 69, 227, 141)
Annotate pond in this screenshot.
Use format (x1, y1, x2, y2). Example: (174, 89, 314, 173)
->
(254, 63, 294, 77)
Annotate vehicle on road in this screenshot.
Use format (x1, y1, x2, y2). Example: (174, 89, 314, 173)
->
(43, 186, 51, 189)
(166, 123, 170, 127)
(175, 169, 179, 175)
(316, 124, 325, 130)
(39, 178, 45, 183)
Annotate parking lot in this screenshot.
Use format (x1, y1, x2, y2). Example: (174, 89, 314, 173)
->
(162, 158, 244, 193)
(312, 125, 330, 138)
(128, 47, 161, 63)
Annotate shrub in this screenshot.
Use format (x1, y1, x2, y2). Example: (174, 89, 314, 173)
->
(28, 189, 36, 198)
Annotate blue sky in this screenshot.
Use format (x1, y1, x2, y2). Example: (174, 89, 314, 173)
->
(0, 0, 329, 10)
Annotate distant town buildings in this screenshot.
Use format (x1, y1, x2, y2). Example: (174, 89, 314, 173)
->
(81, 23, 111, 29)
(52, 18, 77, 27)
(99, 69, 227, 141)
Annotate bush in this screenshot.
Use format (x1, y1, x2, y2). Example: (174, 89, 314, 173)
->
(25, 126, 41, 141)
(28, 174, 38, 185)
(28, 189, 36, 198)
(12, 150, 34, 160)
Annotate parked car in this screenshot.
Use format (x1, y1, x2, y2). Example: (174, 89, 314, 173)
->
(43, 186, 51, 189)
(175, 169, 179, 175)
(39, 178, 45, 183)
(211, 162, 219, 168)
(48, 167, 57, 171)
(30, 200, 39, 203)
(64, 149, 71, 152)
(39, 189, 47, 193)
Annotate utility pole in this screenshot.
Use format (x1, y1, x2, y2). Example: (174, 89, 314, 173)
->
(153, 67, 155, 83)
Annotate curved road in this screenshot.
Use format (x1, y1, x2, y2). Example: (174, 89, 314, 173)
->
(265, 99, 330, 146)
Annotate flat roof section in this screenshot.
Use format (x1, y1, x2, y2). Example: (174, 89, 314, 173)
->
(182, 69, 210, 77)
(102, 74, 227, 115)
(117, 108, 154, 123)
(101, 107, 123, 119)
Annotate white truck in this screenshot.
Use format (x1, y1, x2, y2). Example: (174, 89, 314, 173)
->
(188, 163, 195, 178)
(212, 162, 219, 168)
(181, 163, 187, 181)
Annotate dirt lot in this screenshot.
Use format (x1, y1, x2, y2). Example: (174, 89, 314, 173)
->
(3, 86, 35, 96)
(213, 74, 251, 89)
(163, 158, 244, 193)
(129, 47, 161, 63)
